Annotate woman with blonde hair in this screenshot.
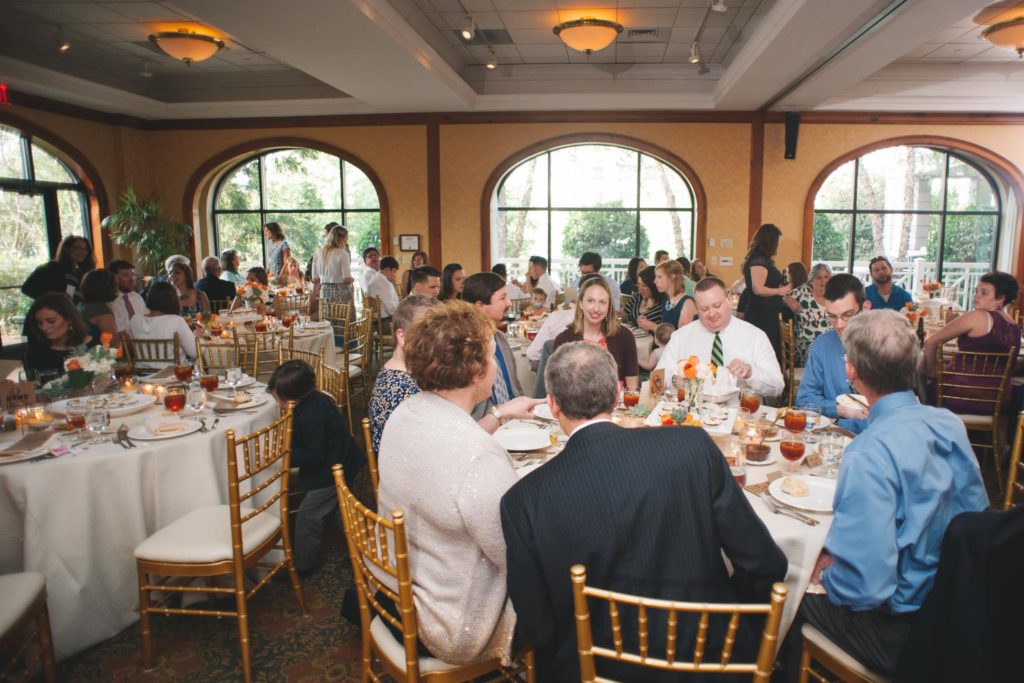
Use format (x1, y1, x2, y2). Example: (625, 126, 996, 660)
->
(553, 276, 639, 389)
(655, 259, 697, 329)
(311, 224, 354, 318)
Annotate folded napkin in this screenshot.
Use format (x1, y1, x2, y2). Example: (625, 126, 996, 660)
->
(0, 432, 54, 457)
(302, 321, 331, 329)
(144, 418, 190, 436)
(209, 390, 255, 410)
(706, 367, 738, 397)
(142, 367, 176, 382)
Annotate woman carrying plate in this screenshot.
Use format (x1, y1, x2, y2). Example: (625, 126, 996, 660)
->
(376, 301, 521, 666)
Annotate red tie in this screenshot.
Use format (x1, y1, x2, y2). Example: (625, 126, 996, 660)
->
(124, 293, 135, 317)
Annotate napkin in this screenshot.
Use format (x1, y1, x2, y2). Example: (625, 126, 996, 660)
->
(0, 432, 54, 457)
(706, 367, 738, 397)
(302, 321, 331, 329)
(142, 367, 176, 382)
(144, 418, 190, 436)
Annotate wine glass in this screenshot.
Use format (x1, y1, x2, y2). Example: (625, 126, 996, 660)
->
(815, 432, 845, 479)
(85, 408, 110, 444)
(779, 431, 806, 474)
(225, 367, 243, 402)
(187, 384, 207, 416)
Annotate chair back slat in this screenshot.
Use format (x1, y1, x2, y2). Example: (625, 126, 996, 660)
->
(275, 293, 310, 316)
(360, 417, 380, 502)
(1005, 411, 1024, 510)
(236, 328, 295, 381)
(620, 293, 634, 313)
(121, 333, 181, 368)
(571, 564, 788, 681)
(207, 298, 232, 314)
(196, 336, 241, 374)
(321, 302, 352, 342)
(778, 313, 796, 407)
(278, 346, 325, 386)
(935, 347, 1015, 411)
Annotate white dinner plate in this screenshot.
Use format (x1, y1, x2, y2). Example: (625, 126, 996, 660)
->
(51, 393, 156, 417)
(769, 475, 836, 513)
(0, 434, 58, 466)
(533, 403, 555, 421)
(128, 419, 202, 441)
(744, 452, 776, 466)
(208, 391, 268, 411)
(836, 393, 869, 411)
(495, 428, 551, 452)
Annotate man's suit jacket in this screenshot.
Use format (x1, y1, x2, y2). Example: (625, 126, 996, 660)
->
(471, 330, 524, 421)
(500, 422, 787, 682)
(195, 276, 237, 306)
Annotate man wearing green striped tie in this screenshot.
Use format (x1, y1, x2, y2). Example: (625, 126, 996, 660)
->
(655, 277, 784, 398)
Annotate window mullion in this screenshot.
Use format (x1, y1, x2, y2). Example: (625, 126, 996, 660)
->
(258, 154, 268, 265)
(848, 159, 859, 274)
(936, 153, 951, 280)
(635, 153, 642, 257)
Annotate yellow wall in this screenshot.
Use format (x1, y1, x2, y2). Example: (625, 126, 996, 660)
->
(6, 104, 1024, 284)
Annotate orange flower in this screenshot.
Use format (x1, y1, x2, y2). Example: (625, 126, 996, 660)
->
(904, 302, 914, 310)
(683, 362, 697, 379)
(113, 347, 122, 359)
(99, 331, 114, 348)
(67, 359, 81, 371)
(236, 287, 246, 296)
(660, 414, 676, 426)
(907, 312, 917, 323)
(920, 309, 928, 318)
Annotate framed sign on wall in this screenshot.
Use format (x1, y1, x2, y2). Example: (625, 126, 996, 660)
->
(399, 234, 421, 252)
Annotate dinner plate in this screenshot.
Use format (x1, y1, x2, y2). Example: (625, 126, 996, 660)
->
(533, 403, 555, 421)
(507, 340, 523, 350)
(836, 393, 869, 411)
(128, 419, 202, 441)
(769, 475, 836, 513)
(51, 392, 156, 417)
(495, 428, 551, 452)
(0, 434, 58, 466)
(208, 391, 268, 411)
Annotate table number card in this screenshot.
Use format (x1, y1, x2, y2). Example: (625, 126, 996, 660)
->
(648, 369, 665, 407)
(0, 381, 36, 413)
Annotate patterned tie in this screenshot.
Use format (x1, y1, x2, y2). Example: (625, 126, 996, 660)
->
(492, 346, 512, 405)
(124, 293, 135, 317)
(711, 332, 723, 368)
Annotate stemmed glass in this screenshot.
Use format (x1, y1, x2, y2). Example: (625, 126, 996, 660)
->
(815, 432, 844, 479)
(187, 384, 207, 417)
(779, 431, 806, 474)
(225, 367, 243, 402)
(799, 405, 821, 446)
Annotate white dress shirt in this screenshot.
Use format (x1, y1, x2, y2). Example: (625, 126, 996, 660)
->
(128, 314, 196, 366)
(655, 316, 784, 398)
(366, 270, 400, 317)
(526, 305, 575, 365)
(359, 265, 377, 292)
(109, 291, 148, 333)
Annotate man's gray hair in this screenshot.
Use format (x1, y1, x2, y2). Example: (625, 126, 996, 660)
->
(202, 255, 220, 276)
(809, 263, 832, 280)
(545, 342, 619, 420)
(843, 310, 921, 396)
(165, 254, 189, 272)
(394, 294, 439, 333)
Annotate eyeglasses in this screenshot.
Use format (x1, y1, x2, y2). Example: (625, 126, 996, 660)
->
(826, 311, 859, 324)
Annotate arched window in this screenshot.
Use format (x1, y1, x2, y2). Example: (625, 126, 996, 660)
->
(811, 145, 1003, 306)
(0, 124, 91, 344)
(492, 143, 696, 285)
(211, 148, 381, 274)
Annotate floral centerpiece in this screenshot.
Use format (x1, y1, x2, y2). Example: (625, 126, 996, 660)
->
(62, 333, 120, 391)
(236, 282, 271, 308)
(675, 355, 717, 415)
(922, 279, 943, 299)
(902, 301, 929, 324)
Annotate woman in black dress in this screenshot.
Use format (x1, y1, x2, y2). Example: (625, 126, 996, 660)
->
(741, 224, 791, 358)
(21, 235, 95, 303)
(23, 293, 94, 380)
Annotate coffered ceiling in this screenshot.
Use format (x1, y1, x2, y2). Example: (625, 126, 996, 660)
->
(0, 0, 1021, 119)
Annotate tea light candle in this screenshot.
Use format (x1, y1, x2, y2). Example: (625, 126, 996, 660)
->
(220, 330, 231, 339)
(27, 406, 53, 430)
(14, 407, 29, 432)
(121, 378, 139, 393)
(141, 383, 156, 396)
(154, 385, 167, 401)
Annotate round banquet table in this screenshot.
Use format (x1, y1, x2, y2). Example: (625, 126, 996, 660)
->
(0, 393, 280, 660)
(501, 399, 836, 646)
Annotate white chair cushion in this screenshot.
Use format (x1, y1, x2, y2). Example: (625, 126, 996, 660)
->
(793, 367, 804, 383)
(0, 572, 45, 637)
(134, 505, 280, 563)
(348, 365, 362, 379)
(802, 624, 891, 683)
(958, 413, 994, 429)
(369, 615, 460, 675)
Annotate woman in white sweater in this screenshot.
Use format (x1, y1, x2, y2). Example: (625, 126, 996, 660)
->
(129, 281, 196, 366)
(311, 224, 354, 320)
(377, 301, 518, 666)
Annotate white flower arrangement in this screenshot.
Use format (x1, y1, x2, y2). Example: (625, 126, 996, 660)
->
(64, 343, 119, 375)
(236, 282, 271, 306)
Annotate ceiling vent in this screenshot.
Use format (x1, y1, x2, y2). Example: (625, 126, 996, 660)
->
(619, 28, 665, 43)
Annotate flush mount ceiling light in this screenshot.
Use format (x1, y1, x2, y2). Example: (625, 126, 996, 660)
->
(553, 17, 623, 55)
(149, 29, 224, 65)
(982, 17, 1024, 57)
(460, 15, 475, 41)
(711, 0, 728, 12)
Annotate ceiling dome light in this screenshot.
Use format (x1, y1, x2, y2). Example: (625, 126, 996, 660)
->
(982, 17, 1024, 57)
(149, 29, 225, 65)
(711, 0, 729, 13)
(56, 28, 71, 53)
(553, 17, 623, 55)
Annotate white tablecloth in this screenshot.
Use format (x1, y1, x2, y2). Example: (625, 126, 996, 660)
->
(0, 396, 280, 659)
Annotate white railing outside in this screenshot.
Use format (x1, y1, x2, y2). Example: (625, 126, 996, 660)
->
(499, 257, 634, 290)
(818, 258, 988, 310)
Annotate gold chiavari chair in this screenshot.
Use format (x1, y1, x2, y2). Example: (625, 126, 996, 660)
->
(236, 327, 295, 382)
(331, 465, 535, 682)
(134, 405, 307, 683)
(360, 417, 380, 503)
(1003, 411, 1024, 509)
(207, 298, 233, 314)
(195, 335, 242, 374)
(778, 314, 799, 407)
(278, 345, 325, 388)
(321, 363, 353, 434)
(798, 624, 890, 683)
(570, 564, 787, 683)
(554, 290, 566, 308)
(935, 347, 1016, 492)
(365, 295, 395, 371)
(343, 316, 374, 402)
(120, 333, 181, 371)
(275, 293, 311, 318)
(322, 301, 352, 365)
(0, 572, 57, 683)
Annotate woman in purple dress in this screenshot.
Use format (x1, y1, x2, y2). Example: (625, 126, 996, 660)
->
(924, 271, 1021, 414)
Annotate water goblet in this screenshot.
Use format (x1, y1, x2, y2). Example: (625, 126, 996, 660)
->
(799, 406, 822, 445)
(225, 367, 243, 402)
(779, 431, 806, 474)
(187, 384, 208, 416)
(815, 432, 845, 479)
(85, 408, 110, 444)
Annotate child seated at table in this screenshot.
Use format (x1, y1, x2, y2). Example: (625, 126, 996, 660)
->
(639, 322, 675, 372)
(267, 359, 364, 576)
(529, 287, 549, 316)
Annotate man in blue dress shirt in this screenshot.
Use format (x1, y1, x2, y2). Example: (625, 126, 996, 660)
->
(793, 310, 989, 677)
(796, 274, 871, 434)
(864, 256, 913, 311)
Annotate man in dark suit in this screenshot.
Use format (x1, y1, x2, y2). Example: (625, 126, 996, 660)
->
(195, 255, 237, 310)
(500, 342, 787, 682)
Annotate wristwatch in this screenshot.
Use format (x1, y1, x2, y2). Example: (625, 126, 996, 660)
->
(489, 405, 507, 425)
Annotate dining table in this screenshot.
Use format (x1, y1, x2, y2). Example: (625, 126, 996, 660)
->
(0, 383, 280, 660)
(494, 393, 839, 646)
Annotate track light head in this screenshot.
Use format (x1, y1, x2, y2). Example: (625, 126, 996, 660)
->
(688, 42, 701, 64)
(485, 49, 497, 70)
(461, 15, 475, 41)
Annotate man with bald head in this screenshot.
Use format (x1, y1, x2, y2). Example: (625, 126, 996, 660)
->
(195, 255, 237, 308)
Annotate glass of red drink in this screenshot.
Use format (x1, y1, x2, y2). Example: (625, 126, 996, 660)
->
(66, 406, 87, 431)
(730, 464, 747, 487)
(623, 391, 640, 408)
(114, 363, 133, 380)
(783, 409, 807, 432)
(739, 391, 760, 414)
(173, 365, 193, 382)
(779, 431, 806, 473)
(254, 320, 268, 332)
(525, 329, 538, 342)
(164, 386, 187, 413)
(199, 375, 219, 392)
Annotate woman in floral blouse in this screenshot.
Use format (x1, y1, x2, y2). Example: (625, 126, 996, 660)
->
(785, 263, 832, 366)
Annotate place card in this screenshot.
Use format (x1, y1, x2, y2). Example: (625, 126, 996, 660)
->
(649, 369, 664, 405)
(744, 471, 783, 496)
(804, 452, 823, 468)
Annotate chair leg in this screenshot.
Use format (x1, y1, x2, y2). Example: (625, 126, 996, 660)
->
(138, 569, 154, 670)
(37, 599, 57, 683)
(992, 423, 1005, 494)
(280, 528, 309, 616)
(798, 641, 811, 683)
(235, 583, 252, 683)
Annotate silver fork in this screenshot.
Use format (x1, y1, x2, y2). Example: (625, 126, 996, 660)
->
(118, 424, 137, 449)
(758, 493, 819, 526)
(111, 429, 129, 449)
(198, 418, 209, 433)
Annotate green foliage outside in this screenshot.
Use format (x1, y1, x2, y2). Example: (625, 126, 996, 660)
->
(561, 202, 650, 260)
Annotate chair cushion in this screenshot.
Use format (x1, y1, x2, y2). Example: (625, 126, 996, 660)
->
(0, 572, 45, 637)
(802, 624, 891, 683)
(369, 615, 460, 675)
(793, 367, 804, 383)
(958, 413, 994, 429)
(134, 505, 280, 563)
(348, 365, 362, 379)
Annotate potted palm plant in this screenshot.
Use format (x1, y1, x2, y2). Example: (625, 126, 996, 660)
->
(101, 186, 193, 276)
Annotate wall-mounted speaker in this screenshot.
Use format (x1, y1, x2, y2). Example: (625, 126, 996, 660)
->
(784, 111, 800, 160)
